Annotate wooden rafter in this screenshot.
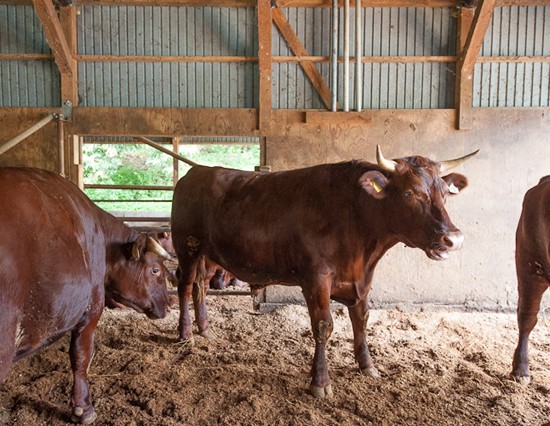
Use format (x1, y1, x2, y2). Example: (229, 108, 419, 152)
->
(455, 0, 496, 130)
(272, 7, 333, 110)
(257, 0, 272, 131)
(31, 0, 75, 76)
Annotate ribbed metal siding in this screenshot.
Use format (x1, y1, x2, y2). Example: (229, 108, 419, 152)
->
(474, 6, 550, 107)
(0, 5, 61, 107)
(272, 7, 456, 109)
(78, 6, 258, 108)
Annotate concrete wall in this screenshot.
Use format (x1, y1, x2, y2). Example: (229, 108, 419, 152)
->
(264, 108, 550, 311)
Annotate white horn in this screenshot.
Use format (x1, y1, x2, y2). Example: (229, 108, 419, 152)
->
(146, 236, 172, 260)
(438, 149, 480, 174)
(376, 145, 398, 173)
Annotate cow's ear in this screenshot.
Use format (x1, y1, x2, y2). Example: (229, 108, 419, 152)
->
(442, 173, 468, 195)
(360, 171, 389, 200)
(131, 234, 147, 260)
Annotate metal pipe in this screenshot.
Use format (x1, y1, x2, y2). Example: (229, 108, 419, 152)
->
(57, 115, 65, 177)
(331, 0, 339, 111)
(343, 0, 350, 112)
(134, 136, 199, 167)
(0, 114, 55, 156)
(355, 0, 362, 111)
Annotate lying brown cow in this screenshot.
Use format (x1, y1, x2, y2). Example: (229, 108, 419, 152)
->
(171, 145, 477, 397)
(0, 168, 172, 424)
(511, 175, 550, 384)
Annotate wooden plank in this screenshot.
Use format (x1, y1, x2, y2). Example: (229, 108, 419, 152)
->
(60, 6, 78, 105)
(455, 0, 496, 130)
(305, 110, 373, 125)
(76, 54, 257, 63)
(31, 0, 76, 76)
(3, 0, 549, 6)
(72, 107, 260, 137)
(257, 0, 272, 131)
(272, 7, 333, 110)
(0, 53, 53, 61)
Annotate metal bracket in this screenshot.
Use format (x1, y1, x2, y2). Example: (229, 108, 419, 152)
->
(62, 100, 73, 121)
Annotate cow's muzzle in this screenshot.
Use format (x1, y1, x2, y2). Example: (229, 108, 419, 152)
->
(427, 230, 464, 260)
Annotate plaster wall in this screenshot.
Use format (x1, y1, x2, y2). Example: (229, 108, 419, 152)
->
(264, 108, 550, 311)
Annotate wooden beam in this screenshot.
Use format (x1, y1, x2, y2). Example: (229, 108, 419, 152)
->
(76, 55, 257, 63)
(31, 0, 76, 76)
(71, 107, 260, 137)
(257, 0, 272, 132)
(60, 6, 78, 105)
(3, 0, 549, 6)
(272, 7, 333, 110)
(455, 0, 496, 130)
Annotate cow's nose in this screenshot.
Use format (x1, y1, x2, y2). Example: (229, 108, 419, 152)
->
(442, 231, 464, 251)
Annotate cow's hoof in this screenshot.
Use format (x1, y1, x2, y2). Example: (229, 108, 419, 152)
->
(511, 373, 531, 386)
(72, 406, 96, 424)
(361, 367, 380, 378)
(199, 329, 216, 339)
(310, 384, 333, 398)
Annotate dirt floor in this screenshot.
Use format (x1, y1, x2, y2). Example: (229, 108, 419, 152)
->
(1, 293, 549, 426)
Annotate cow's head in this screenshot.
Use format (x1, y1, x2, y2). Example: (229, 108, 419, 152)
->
(360, 145, 478, 260)
(105, 234, 172, 318)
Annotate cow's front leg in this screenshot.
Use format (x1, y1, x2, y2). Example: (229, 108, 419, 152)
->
(69, 306, 102, 424)
(348, 297, 379, 378)
(303, 283, 333, 398)
(512, 277, 548, 384)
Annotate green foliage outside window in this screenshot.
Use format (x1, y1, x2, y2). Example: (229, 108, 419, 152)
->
(84, 143, 260, 213)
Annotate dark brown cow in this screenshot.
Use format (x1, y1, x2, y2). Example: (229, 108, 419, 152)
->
(511, 176, 550, 385)
(171, 146, 478, 397)
(0, 168, 172, 424)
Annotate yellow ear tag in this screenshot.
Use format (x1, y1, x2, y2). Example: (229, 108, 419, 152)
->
(372, 181, 382, 193)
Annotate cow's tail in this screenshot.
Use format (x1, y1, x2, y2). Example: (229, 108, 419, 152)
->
(193, 255, 207, 303)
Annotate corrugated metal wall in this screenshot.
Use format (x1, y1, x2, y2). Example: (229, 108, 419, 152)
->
(0, 5, 61, 107)
(78, 6, 258, 108)
(273, 7, 457, 109)
(474, 6, 550, 107)
(1, 4, 549, 110)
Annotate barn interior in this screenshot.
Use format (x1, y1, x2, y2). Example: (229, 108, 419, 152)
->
(0, 0, 549, 424)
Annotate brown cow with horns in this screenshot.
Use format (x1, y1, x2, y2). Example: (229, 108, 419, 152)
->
(511, 176, 550, 385)
(0, 168, 172, 424)
(171, 145, 478, 398)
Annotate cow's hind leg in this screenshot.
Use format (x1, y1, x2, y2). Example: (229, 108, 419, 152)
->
(348, 297, 380, 378)
(511, 277, 549, 385)
(176, 256, 201, 343)
(192, 258, 215, 339)
(303, 281, 334, 398)
(0, 310, 17, 383)
(69, 304, 102, 424)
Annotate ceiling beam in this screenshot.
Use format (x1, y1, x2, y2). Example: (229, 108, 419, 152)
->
(31, 0, 76, 76)
(455, 0, 496, 130)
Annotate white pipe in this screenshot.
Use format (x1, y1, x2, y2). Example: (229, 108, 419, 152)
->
(355, 0, 362, 111)
(0, 114, 55, 156)
(343, 0, 350, 112)
(331, 0, 339, 111)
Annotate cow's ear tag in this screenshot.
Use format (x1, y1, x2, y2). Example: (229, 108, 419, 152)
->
(448, 183, 459, 194)
(372, 181, 383, 193)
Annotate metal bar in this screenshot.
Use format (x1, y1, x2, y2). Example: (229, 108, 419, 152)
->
(167, 289, 252, 297)
(343, 0, 350, 111)
(58, 115, 65, 176)
(331, 0, 339, 111)
(85, 184, 174, 190)
(135, 136, 199, 167)
(0, 114, 55, 156)
(355, 0, 362, 111)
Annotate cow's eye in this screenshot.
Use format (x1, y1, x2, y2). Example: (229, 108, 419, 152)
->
(151, 267, 160, 275)
(404, 190, 414, 198)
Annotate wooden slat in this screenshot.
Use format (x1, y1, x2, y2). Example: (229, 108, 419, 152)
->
(0, 53, 53, 61)
(455, 0, 496, 130)
(257, 0, 272, 132)
(76, 55, 257, 63)
(31, 0, 76, 76)
(71, 107, 260, 137)
(272, 7, 333, 110)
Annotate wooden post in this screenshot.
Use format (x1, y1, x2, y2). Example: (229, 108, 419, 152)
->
(257, 0, 272, 132)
